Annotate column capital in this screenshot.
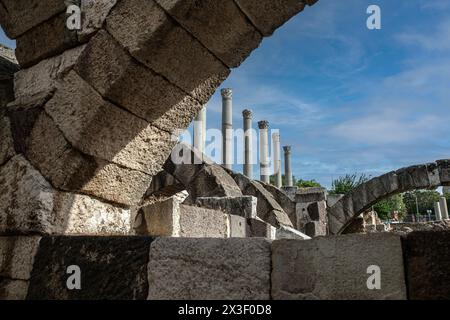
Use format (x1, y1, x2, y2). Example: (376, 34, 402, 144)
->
(242, 109, 253, 119)
(221, 88, 232, 99)
(283, 145, 291, 153)
(258, 120, 269, 129)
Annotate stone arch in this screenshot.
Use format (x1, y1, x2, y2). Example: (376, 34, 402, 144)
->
(0, 0, 318, 234)
(328, 160, 450, 235)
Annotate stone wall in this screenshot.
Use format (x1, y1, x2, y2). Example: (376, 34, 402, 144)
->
(2, 231, 450, 300)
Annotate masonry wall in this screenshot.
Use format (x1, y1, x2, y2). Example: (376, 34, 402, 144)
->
(1, 231, 449, 300)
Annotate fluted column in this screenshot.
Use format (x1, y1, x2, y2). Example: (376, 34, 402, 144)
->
(272, 132, 282, 188)
(193, 107, 206, 154)
(283, 145, 293, 187)
(434, 202, 442, 221)
(243, 109, 253, 179)
(221, 88, 233, 169)
(258, 120, 270, 183)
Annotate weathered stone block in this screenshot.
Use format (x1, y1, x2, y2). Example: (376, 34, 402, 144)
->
(437, 160, 450, 186)
(106, 0, 229, 104)
(78, 0, 118, 42)
(396, 165, 431, 191)
(27, 236, 153, 300)
(196, 196, 257, 219)
(179, 205, 229, 238)
(0, 155, 55, 235)
(229, 215, 247, 238)
(147, 238, 271, 300)
(295, 187, 326, 203)
(261, 182, 296, 226)
(0, 116, 15, 166)
(155, 0, 262, 68)
(305, 221, 327, 237)
(247, 218, 276, 239)
(307, 200, 327, 221)
(0, 0, 67, 39)
(235, 0, 311, 36)
(0, 236, 41, 280)
(276, 226, 310, 240)
(272, 233, 407, 300)
(0, 279, 29, 300)
(403, 231, 450, 299)
(74, 30, 202, 131)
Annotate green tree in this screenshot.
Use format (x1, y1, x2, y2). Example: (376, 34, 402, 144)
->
(403, 190, 440, 216)
(373, 194, 406, 220)
(296, 179, 322, 188)
(329, 173, 371, 195)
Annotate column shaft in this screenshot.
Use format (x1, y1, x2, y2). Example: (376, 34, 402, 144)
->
(193, 107, 206, 154)
(243, 109, 253, 179)
(434, 202, 442, 221)
(272, 133, 282, 188)
(258, 121, 270, 183)
(439, 197, 449, 220)
(283, 146, 293, 187)
(221, 89, 233, 169)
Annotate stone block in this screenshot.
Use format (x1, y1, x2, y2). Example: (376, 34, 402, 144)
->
(0, 236, 41, 280)
(276, 226, 310, 240)
(403, 231, 450, 299)
(272, 233, 407, 300)
(78, 0, 118, 42)
(196, 196, 257, 219)
(140, 198, 177, 237)
(0, 279, 29, 300)
(179, 205, 229, 238)
(305, 221, 327, 237)
(327, 194, 344, 207)
(307, 201, 327, 221)
(27, 236, 153, 300)
(437, 160, 450, 186)
(106, 0, 229, 104)
(246, 218, 276, 239)
(235, 0, 313, 36)
(229, 215, 247, 238)
(0, 0, 67, 38)
(261, 182, 296, 226)
(74, 30, 202, 131)
(295, 187, 326, 203)
(147, 238, 271, 300)
(0, 155, 55, 235)
(0, 116, 15, 166)
(396, 165, 432, 191)
(155, 0, 262, 68)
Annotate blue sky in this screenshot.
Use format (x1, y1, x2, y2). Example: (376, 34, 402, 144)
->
(2, 0, 450, 189)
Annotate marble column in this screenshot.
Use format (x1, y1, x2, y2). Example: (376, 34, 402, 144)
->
(439, 197, 449, 220)
(221, 88, 233, 169)
(193, 107, 206, 154)
(283, 146, 293, 187)
(272, 132, 282, 188)
(243, 109, 253, 179)
(434, 202, 442, 221)
(258, 120, 270, 183)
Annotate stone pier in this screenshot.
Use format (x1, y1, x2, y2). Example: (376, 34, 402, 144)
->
(439, 197, 449, 220)
(434, 202, 442, 221)
(272, 133, 282, 188)
(193, 107, 206, 154)
(243, 109, 253, 179)
(283, 146, 293, 187)
(258, 121, 270, 184)
(221, 88, 233, 170)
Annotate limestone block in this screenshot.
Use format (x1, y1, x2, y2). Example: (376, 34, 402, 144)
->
(20, 107, 151, 206)
(179, 205, 229, 238)
(247, 218, 276, 239)
(74, 30, 202, 130)
(140, 198, 178, 237)
(327, 194, 344, 207)
(275, 226, 311, 240)
(14, 45, 86, 99)
(261, 182, 296, 226)
(403, 231, 450, 299)
(305, 221, 327, 237)
(52, 193, 131, 235)
(196, 196, 257, 219)
(351, 183, 369, 214)
(106, 0, 230, 104)
(45, 70, 173, 175)
(0, 155, 55, 235)
(0, 279, 29, 300)
(396, 165, 432, 191)
(295, 187, 326, 203)
(0, 236, 41, 280)
(78, 0, 118, 41)
(235, 0, 310, 36)
(342, 216, 365, 234)
(272, 233, 407, 300)
(27, 236, 154, 300)
(437, 160, 450, 186)
(155, 0, 262, 68)
(229, 215, 247, 238)
(307, 201, 327, 221)
(0, 0, 67, 38)
(15, 12, 78, 67)
(147, 238, 271, 300)
(144, 171, 184, 198)
(0, 116, 15, 166)
(231, 172, 293, 228)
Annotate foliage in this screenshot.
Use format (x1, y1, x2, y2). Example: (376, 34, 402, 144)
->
(373, 194, 406, 220)
(403, 190, 441, 216)
(296, 179, 322, 188)
(329, 173, 371, 195)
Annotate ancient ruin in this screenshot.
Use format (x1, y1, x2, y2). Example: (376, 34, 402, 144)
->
(1, 0, 450, 301)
